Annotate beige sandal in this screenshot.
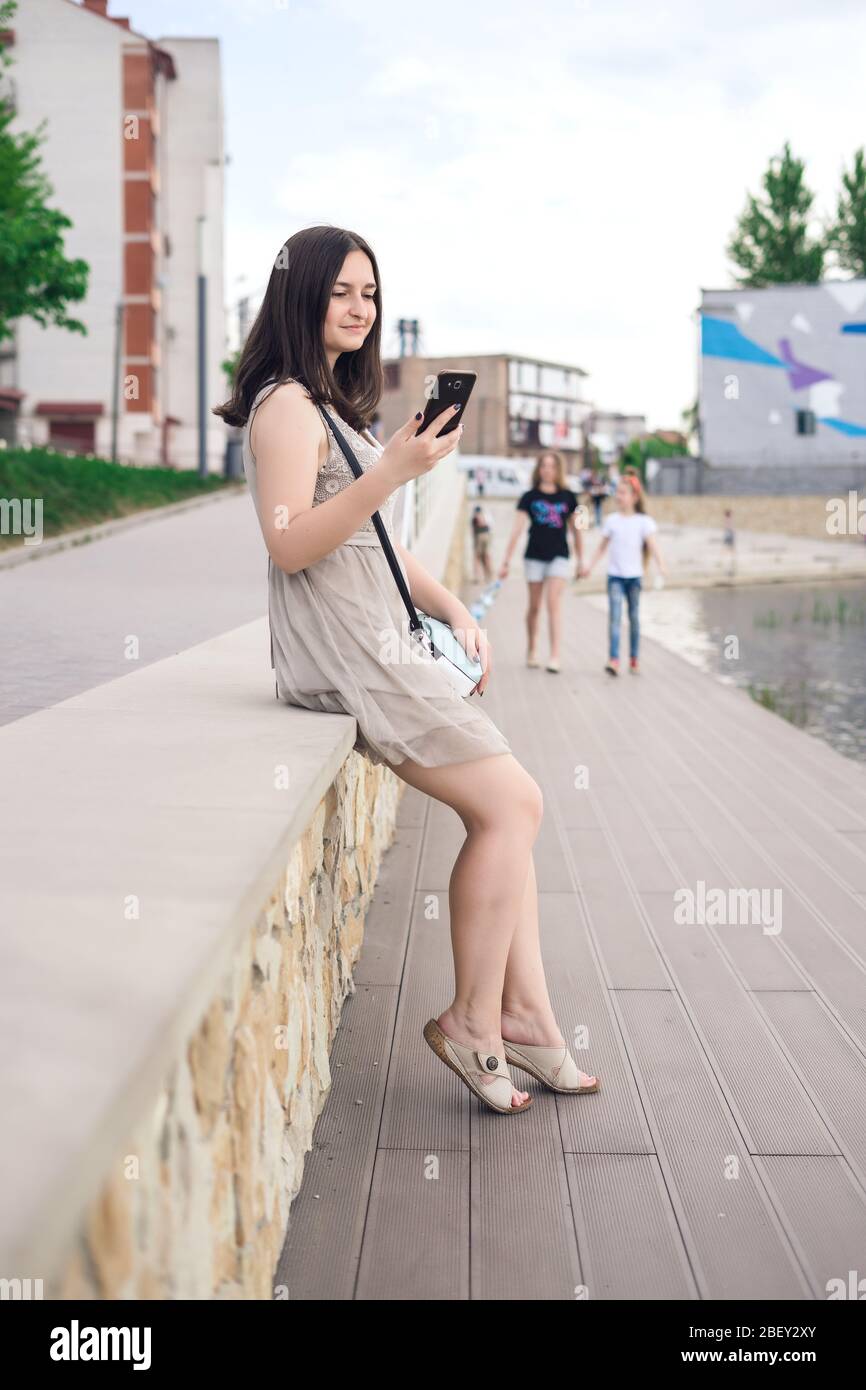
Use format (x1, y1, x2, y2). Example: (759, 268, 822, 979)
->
(423, 1018, 533, 1114)
(527, 651, 540, 668)
(503, 1038, 600, 1094)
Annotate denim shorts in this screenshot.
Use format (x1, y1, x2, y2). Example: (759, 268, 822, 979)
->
(524, 555, 572, 582)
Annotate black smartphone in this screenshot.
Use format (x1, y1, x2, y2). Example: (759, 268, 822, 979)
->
(415, 370, 477, 436)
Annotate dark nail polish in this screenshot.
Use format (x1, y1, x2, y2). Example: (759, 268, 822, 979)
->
(415, 411, 423, 420)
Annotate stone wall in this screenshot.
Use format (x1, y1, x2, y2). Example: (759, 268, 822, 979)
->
(53, 752, 401, 1300)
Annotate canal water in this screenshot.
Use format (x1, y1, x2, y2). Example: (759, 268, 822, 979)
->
(623, 580, 866, 765)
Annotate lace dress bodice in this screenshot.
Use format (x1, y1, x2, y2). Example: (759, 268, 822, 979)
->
(316, 406, 396, 544)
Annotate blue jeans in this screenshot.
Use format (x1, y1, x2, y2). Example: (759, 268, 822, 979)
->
(607, 575, 642, 660)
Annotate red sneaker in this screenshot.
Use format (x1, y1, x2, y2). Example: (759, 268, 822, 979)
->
(605, 659, 620, 676)
(630, 658, 640, 674)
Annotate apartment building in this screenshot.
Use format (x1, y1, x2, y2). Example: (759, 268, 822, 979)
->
(377, 352, 592, 459)
(0, 0, 226, 469)
(584, 409, 648, 463)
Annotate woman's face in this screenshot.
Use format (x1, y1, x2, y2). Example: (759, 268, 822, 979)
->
(538, 455, 557, 486)
(616, 479, 634, 509)
(323, 249, 377, 361)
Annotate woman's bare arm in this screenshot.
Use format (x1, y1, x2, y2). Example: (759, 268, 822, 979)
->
(392, 538, 467, 624)
(568, 512, 585, 567)
(646, 532, 668, 576)
(251, 383, 399, 575)
(582, 534, 609, 575)
(500, 511, 529, 567)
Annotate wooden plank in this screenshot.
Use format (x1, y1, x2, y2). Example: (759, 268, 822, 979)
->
(655, 662, 866, 831)
(395, 782, 428, 828)
(416, 796, 463, 892)
(353, 824, 422, 986)
(537, 894, 656, 1156)
(755, 991, 866, 1182)
(648, 824, 807, 991)
(757, 1157, 866, 1299)
(640, 892, 836, 1156)
(376, 893, 470, 1153)
(355, 1149, 470, 1300)
(615, 990, 810, 1298)
(470, 1094, 582, 1301)
(565, 1154, 697, 1300)
(273, 982, 398, 1300)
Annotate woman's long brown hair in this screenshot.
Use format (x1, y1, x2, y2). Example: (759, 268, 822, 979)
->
(213, 225, 384, 434)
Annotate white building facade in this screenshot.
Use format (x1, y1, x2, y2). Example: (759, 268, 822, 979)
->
(0, 0, 226, 470)
(699, 278, 866, 492)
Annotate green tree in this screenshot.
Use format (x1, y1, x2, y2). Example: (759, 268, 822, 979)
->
(221, 346, 241, 386)
(681, 397, 698, 442)
(620, 434, 688, 481)
(726, 141, 825, 287)
(827, 146, 866, 278)
(0, 0, 89, 342)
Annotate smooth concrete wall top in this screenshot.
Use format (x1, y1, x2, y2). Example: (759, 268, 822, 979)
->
(0, 618, 356, 1277)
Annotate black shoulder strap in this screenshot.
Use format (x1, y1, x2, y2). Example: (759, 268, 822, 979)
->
(266, 404, 424, 701)
(316, 404, 422, 634)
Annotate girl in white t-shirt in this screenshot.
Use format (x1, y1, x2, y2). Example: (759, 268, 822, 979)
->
(581, 474, 667, 674)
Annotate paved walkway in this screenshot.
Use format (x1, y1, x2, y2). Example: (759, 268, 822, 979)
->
(276, 543, 866, 1300)
(0, 493, 265, 725)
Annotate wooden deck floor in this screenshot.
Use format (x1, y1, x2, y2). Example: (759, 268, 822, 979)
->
(275, 570, 866, 1301)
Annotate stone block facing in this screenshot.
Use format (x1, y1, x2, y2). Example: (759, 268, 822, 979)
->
(53, 753, 401, 1300)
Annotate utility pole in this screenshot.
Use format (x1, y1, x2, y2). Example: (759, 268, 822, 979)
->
(197, 214, 207, 478)
(396, 318, 420, 356)
(111, 300, 123, 464)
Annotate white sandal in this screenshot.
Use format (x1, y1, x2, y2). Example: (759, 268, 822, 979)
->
(423, 1018, 533, 1114)
(503, 1038, 600, 1094)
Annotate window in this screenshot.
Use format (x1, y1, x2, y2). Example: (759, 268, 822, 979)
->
(795, 409, 816, 436)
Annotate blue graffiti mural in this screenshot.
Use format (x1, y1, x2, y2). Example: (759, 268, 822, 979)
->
(701, 313, 866, 436)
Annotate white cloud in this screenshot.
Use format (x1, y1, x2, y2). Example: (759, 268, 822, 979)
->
(135, 0, 866, 427)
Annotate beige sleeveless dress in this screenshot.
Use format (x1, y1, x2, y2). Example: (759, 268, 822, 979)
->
(242, 377, 512, 769)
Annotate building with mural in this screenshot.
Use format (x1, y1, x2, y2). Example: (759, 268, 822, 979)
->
(699, 278, 866, 492)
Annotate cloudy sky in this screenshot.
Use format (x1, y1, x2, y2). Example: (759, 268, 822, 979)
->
(123, 0, 866, 428)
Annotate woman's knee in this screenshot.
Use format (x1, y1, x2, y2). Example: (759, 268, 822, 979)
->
(480, 761, 543, 836)
(518, 770, 544, 830)
(387, 753, 543, 836)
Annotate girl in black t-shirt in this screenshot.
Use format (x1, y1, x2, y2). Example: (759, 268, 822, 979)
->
(499, 451, 584, 673)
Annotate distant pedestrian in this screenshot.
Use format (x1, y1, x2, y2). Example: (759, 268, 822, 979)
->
(474, 464, 488, 498)
(589, 469, 607, 527)
(499, 450, 584, 673)
(581, 473, 667, 675)
(470, 503, 494, 583)
(722, 507, 736, 577)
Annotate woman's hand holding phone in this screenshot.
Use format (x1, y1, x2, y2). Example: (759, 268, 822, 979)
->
(377, 405, 464, 488)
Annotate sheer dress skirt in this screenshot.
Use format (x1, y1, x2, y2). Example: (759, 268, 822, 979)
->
(268, 542, 512, 769)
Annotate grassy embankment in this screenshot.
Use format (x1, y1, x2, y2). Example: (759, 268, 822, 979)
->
(0, 445, 239, 551)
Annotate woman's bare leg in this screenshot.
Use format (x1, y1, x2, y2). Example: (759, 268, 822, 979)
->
(500, 851, 564, 1046)
(382, 750, 544, 1107)
(544, 575, 568, 662)
(526, 581, 544, 657)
